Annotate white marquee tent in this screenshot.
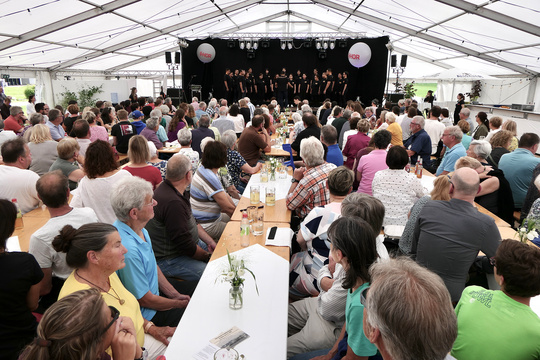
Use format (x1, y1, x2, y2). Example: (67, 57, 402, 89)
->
(1, 0, 539, 107)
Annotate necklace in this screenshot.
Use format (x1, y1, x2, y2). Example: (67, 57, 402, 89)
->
(75, 270, 125, 305)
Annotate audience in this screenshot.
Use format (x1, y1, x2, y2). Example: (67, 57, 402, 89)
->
(140, 117, 163, 150)
(72, 119, 92, 156)
(364, 258, 458, 360)
(484, 115, 502, 142)
(287, 137, 337, 219)
(289, 166, 353, 299)
(190, 114, 215, 156)
(45, 109, 65, 141)
(0, 199, 43, 360)
(111, 109, 136, 154)
(124, 135, 163, 190)
(190, 140, 235, 239)
(471, 111, 489, 140)
(339, 114, 359, 150)
(111, 177, 194, 328)
(291, 113, 321, 156)
(0, 138, 40, 214)
(70, 140, 132, 223)
(48, 137, 85, 190)
(221, 130, 261, 194)
(146, 141, 168, 180)
(451, 240, 540, 359)
(342, 119, 370, 170)
(212, 106, 235, 136)
(411, 167, 501, 303)
(167, 109, 187, 143)
(55, 223, 171, 358)
(487, 129, 512, 167)
(19, 288, 142, 360)
(356, 129, 391, 196)
(29, 171, 98, 310)
(457, 119, 472, 150)
(228, 104, 245, 136)
(404, 115, 432, 167)
(237, 114, 271, 166)
(498, 133, 540, 210)
(372, 146, 424, 227)
(435, 125, 467, 176)
(501, 119, 519, 151)
(320, 125, 343, 167)
(85, 110, 109, 143)
(27, 124, 58, 176)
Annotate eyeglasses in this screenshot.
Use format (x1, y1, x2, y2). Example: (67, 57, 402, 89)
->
(360, 286, 370, 307)
(144, 199, 157, 207)
(103, 306, 120, 334)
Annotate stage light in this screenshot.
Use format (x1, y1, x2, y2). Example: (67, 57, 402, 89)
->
(246, 42, 251, 49)
(329, 41, 335, 50)
(253, 42, 258, 50)
(287, 42, 293, 50)
(316, 41, 321, 50)
(239, 41, 245, 50)
(281, 41, 286, 50)
(323, 41, 328, 50)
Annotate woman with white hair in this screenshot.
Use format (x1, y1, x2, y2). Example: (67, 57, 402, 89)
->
(177, 128, 199, 175)
(140, 117, 163, 149)
(150, 108, 168, 143)
(221, 130, 262, 193)
(28, 124, 58, 175)
(290, 112, 304, 142)
(524, 174, 540, 227)
(385, 112, 403, 146)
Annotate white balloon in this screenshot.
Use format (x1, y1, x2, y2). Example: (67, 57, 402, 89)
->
(348, 43, 372, 68)
(197, 43, 215, 63)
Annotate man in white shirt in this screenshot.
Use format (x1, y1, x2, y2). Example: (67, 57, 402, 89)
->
(211, 106, 235, 135)
(424, 105, 445, 156)
(0, 138, 40, 214)
(30, 171, 99, 310)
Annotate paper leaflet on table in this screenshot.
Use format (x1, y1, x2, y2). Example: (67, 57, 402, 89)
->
(193, 326, 249, 360)
(6, 236, 21, 252)
(265, 227, 294, 247)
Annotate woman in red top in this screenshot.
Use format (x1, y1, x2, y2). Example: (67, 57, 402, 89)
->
(124, 135, 163, 190)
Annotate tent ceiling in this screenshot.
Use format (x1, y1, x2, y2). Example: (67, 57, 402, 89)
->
(0, 0, 538, 78)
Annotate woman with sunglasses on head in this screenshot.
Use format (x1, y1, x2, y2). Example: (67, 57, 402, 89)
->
(53, 223, 173, 359)
(19, 288, 140, 360)
(294, 216, 380, 360)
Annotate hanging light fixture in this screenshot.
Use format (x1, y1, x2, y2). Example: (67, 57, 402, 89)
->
(281, 41, 286, 50)
(239, 41, 245, 50)
(287, 41, 293, 50)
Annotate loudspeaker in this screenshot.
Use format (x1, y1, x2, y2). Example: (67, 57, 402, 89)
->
(338, 40, 348, 48)
(175, 52, 180, 64)
(388, 93, 404, 103)
(303, 40, 312, 48)
(227, 40, 235, 48)
(400, 55, 408, 67)
(166, 88, 183, 106)
(165, 52, 172, 64)
(391, 55, 397, 67)
(247, 50, 255, 59)
(261, 40, 270, 48)
(318, 51, 327, 59)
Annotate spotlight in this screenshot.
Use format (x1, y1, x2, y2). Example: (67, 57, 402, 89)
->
(287, 42, 293, 50)
(316, 41, 321, 50)
(281, 41, 286, 50)
(329, 41, 335, 50)
(246, 42, 251, 49)
(253, 42, 258, 50)
(323, 41, 328, 50)
(239, 41, 245, 50)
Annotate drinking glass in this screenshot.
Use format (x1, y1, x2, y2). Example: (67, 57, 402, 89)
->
(250, 185, 260, 205)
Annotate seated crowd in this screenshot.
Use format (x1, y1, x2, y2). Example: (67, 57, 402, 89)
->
(0, 93, 539, 360)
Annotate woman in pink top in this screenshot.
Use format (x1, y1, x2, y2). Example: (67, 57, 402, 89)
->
(123, 135, 162, 190)
(356, 130, 391, 195)
(84, 111, 109, 143)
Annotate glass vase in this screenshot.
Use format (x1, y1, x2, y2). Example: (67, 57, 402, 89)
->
(229, 286, 243, 310)
(270, 170, 276, 181)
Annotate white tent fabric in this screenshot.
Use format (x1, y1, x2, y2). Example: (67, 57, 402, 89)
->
(0, 0, 539, 79)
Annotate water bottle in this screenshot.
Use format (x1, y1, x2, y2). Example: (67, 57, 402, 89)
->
(240, 211, 250, 247)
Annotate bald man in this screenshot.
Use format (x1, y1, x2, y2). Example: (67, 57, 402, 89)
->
(411, 167, 501, 303)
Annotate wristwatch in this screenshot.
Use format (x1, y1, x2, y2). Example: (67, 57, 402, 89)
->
(291, 178, 299, 183)
(134, 347, 148, 360)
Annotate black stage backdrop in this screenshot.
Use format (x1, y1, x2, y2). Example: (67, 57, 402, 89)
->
(181, 36, 389, 106)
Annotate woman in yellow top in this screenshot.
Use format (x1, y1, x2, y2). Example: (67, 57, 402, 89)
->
(385, 112, 403, 147)
(54, 223, 174, 359)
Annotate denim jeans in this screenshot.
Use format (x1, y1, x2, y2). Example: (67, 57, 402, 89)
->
(157, 240, 208, 281)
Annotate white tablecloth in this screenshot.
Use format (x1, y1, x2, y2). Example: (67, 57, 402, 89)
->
(164, 244, 289, 359)
(241, 173, 293, 203)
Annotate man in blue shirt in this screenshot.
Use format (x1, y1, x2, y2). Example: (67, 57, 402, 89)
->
(436, 125, 467, 176)
(46, 108, 66, 141)
(321, 125, 343, 167)
(404, 116, 432, 167)
(499, 133, 540, 210)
